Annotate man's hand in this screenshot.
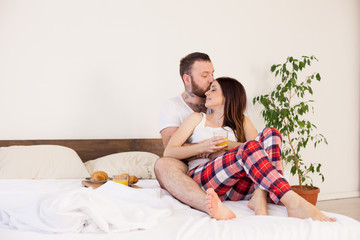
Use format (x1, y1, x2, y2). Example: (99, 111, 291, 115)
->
(197, 150, 226, 159)
(196, 152, 212, 158)
(208, 150, 226, 159)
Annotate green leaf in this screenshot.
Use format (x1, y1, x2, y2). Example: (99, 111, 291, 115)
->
(308, 87, 313, 94)
(299, 61, 305, 68)
(271, 65, 277, 72)
(309, 164, 315, 173)
(290, 165, 297, 175)
(292, 72, 298, 80)
(316, 164, 321, 172)
(316, 73, 321, 80)
(293, 63, 299, 71)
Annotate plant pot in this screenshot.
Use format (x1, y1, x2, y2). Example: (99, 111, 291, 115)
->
(291, 185, 320, 206)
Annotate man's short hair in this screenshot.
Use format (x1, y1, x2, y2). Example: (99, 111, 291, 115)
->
(179, 52, 211, 80)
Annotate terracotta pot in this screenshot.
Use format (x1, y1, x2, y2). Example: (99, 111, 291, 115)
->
(291, 185, 320, 206)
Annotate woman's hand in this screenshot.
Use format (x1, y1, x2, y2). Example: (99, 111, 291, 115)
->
(197, 136, 227, 155)
(198, 140, 246, 159)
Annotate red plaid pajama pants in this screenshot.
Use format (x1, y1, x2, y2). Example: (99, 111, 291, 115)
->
(188, 127, 291, 204)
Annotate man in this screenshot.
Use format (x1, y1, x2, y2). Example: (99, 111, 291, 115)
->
(155, 52, 234, 217)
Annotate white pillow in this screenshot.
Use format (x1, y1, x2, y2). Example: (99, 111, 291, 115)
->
(0, 145, 90, 179)
(86, 151, 159, 179)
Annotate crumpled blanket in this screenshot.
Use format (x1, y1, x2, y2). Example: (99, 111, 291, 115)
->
(0, 181, 181, 233)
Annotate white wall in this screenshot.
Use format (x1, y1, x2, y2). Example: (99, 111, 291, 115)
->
(0, 0, 359, 200)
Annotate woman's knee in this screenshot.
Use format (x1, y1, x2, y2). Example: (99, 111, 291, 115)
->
(264, 127, 280, 134)
(262, 127, 282, 140)
(231, 140, 259, 156)
(242, 140, 260, 150)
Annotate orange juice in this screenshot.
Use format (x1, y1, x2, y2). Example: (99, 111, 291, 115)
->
(113, 175, 129, 186)
(216, 137, 228, 150)
(214, 131, 229, 150)
(114, 179, 128, 186)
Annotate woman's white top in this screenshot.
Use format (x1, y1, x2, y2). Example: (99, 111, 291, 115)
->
(187, 113, 237, 171)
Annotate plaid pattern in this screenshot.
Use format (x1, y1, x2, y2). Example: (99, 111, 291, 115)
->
(188, 127, 291, 204)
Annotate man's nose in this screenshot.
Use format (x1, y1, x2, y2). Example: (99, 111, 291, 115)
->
(209, 76, 214, 83)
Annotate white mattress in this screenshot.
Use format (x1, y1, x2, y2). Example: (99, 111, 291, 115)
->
(0, 179, 359, 240)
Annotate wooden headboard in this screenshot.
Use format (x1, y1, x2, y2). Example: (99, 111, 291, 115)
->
(0, 139, 164, 162)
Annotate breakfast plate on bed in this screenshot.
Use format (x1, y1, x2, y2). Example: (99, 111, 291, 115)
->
(84, 177, 113, 184)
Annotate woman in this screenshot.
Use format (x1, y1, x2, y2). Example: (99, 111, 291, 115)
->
(164, 77, 335, 222)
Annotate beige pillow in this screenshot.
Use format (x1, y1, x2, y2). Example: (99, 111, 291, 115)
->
(86, 151, 159, 179)
(84, 159, 96, 174)
(0, 145, 90, 179)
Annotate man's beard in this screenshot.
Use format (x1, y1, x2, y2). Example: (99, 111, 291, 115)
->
(191, 79, 208, 98)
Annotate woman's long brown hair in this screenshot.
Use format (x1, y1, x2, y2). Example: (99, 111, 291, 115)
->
(217, 77, 247, 142)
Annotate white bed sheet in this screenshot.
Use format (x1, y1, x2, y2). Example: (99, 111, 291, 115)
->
(0, 179, 359, 240)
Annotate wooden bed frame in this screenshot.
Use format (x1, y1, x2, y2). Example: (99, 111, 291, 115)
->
(0, 139, 164, 162)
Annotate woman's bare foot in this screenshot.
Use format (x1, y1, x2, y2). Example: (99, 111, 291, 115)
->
(206, 188, 236, 220)
(281, 190, 336, 222)
(248, 188, 269, 215)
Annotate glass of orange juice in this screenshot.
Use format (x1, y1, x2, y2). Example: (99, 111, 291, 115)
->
(214, 131, 228, 150)
(113, 174, 129, 186)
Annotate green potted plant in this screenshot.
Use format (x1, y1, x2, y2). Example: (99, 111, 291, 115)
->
(252, 55, 328, 205)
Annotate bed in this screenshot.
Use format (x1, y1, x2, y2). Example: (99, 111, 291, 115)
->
(0, 139, 359, 240)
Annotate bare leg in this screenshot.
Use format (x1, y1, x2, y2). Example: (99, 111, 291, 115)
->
(155, 157, 209, 213)
(248, 188, 269, 215)
(206, 188, 236, 220)
(280, 190, 336, 222)
(155, 157, 235, 219)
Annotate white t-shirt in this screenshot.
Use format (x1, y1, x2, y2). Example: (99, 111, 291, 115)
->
(159, 95, 194, 132)
(187, 113, 237, 171)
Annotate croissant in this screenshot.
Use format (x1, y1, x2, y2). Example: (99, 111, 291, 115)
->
(129, 175, 139, 185)
(91, 171, 108, 181)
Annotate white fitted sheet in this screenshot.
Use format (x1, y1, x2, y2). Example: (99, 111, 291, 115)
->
(0, 179, 359, 240)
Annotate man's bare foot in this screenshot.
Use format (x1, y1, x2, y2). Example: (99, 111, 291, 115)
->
(281, 191, 336, 222)
(206, 188, 236, 220)
(248, 188, 269, 215)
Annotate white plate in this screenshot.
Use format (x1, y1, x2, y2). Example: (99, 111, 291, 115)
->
(84, 177, 113, 184)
